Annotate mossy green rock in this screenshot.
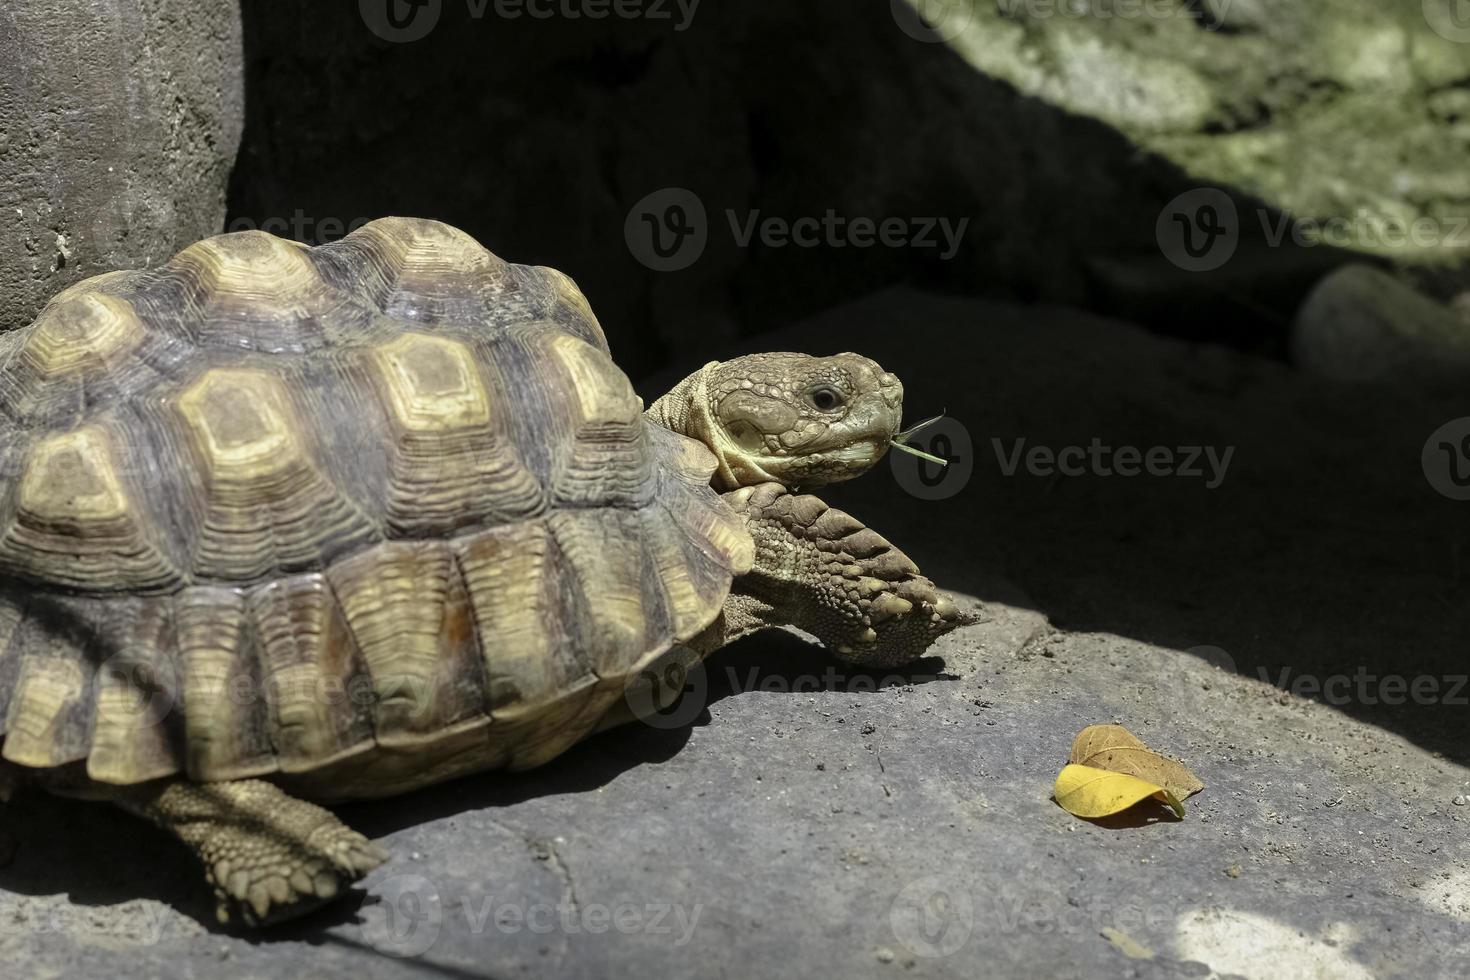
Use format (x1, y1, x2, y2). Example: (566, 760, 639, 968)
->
(924, 0, 1470, 274)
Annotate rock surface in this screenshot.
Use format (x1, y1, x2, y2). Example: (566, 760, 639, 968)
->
(0, 0, 244, 332)
(1, 290, 1466, 978)
(1292, 264, 1470, 381)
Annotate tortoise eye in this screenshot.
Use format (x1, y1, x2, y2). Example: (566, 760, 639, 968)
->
(807, 386, 844, 412)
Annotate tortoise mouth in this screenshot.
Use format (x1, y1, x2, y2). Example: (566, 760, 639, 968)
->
(843, 437, 889, 466)
(758, 437, 890, 487)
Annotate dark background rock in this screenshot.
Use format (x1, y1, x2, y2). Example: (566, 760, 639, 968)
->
(228, 0, 1370, 376)
(0, 1, 243, 332)
(6, 2, 1465, 372)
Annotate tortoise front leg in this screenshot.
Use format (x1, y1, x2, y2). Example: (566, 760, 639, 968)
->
(112, 778, 387, 926)
(704, 483, 968, 666)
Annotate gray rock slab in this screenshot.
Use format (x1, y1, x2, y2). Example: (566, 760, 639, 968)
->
(1, 290, 1467, 978)
(0, 0, 244, 331)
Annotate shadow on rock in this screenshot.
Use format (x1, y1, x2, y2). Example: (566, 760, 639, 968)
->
(649, 288, 1470, 769)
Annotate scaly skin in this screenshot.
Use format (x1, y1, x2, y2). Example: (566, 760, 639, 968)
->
(115, 779, 388, 927)
(706, 483, 964, 667)
(604, 484, 967, 732)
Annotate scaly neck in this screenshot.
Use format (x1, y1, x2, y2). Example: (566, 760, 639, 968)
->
(645, 361, 772, 489)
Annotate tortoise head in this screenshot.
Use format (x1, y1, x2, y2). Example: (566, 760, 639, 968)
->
(669, 352, 905, 490)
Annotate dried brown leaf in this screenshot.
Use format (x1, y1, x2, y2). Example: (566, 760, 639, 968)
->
(1068, 724, 1204, 800)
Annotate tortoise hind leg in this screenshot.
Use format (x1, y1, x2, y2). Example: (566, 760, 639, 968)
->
(112, 778, 387, 927)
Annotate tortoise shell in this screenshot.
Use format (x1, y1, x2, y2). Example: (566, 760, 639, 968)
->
(0, 218, 752, 799)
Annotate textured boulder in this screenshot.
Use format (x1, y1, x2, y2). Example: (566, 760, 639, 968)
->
(0, 1, 243, 332)
(934, 0, 1470, 273)
(1291, 264, 1470, 381)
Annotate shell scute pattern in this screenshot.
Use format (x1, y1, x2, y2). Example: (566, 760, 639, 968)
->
(173, 365, 381, 580)
(167, 231, 381, 354)
(361, 330, 546, 535)
(0, 218, 747, 789)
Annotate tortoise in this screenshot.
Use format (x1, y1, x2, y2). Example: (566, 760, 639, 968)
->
(0, 217, 965, 926)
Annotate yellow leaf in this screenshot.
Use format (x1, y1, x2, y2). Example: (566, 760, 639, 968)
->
(1053, 764, 1185, 820)
(1069, 724, 1204, 801)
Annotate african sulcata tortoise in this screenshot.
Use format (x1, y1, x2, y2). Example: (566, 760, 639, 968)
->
(0, 217, 964, 926)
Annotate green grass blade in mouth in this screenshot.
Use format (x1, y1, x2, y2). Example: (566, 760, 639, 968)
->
(890, 440, 948, 466)
(894, 411, 947, 445)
